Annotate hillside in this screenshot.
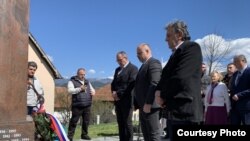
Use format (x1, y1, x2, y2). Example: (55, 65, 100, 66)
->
(55, 78, 112, 89)
(93, 84, 113, 101)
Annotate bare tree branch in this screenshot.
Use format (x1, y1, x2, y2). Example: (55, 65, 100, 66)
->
(199, 34, 232, 74)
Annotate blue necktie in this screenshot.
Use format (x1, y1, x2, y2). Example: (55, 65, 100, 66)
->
(235, 71, 242, 85)
(138, 64, 145, 72)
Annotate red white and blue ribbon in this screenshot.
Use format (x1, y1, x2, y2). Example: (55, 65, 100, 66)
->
(47, 113, 69, 141)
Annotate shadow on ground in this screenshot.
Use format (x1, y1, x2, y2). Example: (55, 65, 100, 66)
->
(97, 133, 118, 136)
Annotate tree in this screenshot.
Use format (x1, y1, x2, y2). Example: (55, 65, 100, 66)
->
(198, 34, 232, 74)
(55, 90, 71, 126)
(55, 86, 116, 125)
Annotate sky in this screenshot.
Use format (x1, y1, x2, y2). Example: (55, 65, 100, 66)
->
(29, 0, 250, 79)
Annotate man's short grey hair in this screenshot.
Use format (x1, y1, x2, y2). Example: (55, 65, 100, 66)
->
(77, 68, 86, 73)
(117, 51, 128, 58)
(165, 20, 191, 41)
(234, 54, 247, 63)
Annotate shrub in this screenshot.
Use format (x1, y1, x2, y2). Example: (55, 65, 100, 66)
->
(90, 100, 116, 124)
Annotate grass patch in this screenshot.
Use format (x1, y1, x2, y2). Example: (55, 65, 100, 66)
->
(73, 122, 119, 139)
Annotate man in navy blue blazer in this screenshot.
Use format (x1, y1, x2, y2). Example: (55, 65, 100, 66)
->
(230, 54, 250, 125)
(111, 51, 138, 141)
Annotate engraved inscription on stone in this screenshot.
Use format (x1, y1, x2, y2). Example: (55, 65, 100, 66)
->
(0, 0, 34, 140)
(0, 129, 30, 141)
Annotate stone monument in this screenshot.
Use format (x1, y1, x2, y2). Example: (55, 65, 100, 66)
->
(0, 0, 34, 140)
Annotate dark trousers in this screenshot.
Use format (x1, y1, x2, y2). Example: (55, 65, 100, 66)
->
(168, 120, 197, 141)
(164, 119, 170, 138)
(139, 108, 161, 141)
(115, 102, 133, 141)
(68, 105, 91, 140)
(230, 109, 250, 125)
(27, 106, 36, 115)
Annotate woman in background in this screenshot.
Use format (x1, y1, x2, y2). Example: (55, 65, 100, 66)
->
(204, 71, 231, 125)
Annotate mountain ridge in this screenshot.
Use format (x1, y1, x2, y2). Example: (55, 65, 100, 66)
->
(55, 78, 113, 89)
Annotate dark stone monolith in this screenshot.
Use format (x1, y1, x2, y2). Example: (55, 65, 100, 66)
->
(0, 0, 34, 140)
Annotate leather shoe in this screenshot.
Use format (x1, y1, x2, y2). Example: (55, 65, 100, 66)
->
(81, 135, 91, 140)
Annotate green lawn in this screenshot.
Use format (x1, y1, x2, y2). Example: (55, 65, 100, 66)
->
(73, 122, 119, 139)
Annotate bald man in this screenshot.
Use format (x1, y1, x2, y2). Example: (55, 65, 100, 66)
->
(134, 43, 162, 141)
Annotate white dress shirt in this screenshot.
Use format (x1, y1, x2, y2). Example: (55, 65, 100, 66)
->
(68, 79, 95, 95)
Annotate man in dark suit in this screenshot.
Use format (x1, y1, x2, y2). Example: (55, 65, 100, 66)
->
(134, 43, 162, 141)
(223, 63, 236, 90)
(111, 51, 138, 141)
(230, 54, 250, 125)
(155, 20, 203, 141)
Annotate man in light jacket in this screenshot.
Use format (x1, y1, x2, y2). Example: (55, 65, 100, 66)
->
(27, 61, 44, 115)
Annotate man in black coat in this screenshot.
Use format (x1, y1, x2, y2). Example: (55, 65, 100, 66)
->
(155, 20, 203, 141)
(111, 51, 138, 141)
(134, 43, 162, 141)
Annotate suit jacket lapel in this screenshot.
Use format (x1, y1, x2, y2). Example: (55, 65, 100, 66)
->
(137, 60, 149, 81)
(164, 42, 184, 68)
(118, 63, 131, 76)
(138, 63, 145, 73)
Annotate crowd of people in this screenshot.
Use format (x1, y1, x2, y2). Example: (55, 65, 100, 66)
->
(27, 19, 250, 141)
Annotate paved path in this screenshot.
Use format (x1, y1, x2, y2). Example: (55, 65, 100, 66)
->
(74, 135, 169, 141)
